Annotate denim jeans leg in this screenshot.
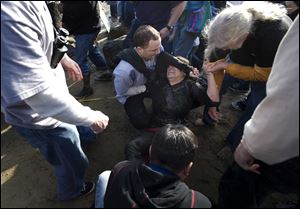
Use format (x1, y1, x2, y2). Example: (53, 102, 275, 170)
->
(225, 107, 254, 151)
(88, 45, 107, 68)
(174, 27, 198, 59)
(13, 123, 89, 200)
(123, 18, 141, 48)
(52, 124, 89, 200)
(220, 74, 238, 97)
(95, 170, 111, 208)
(123, 2, 135, 27)
(74, 34, 95, 76)
(76, 126, 97, 145)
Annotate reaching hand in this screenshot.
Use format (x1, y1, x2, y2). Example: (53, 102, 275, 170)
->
(90, 111, 109, 134)
(208, 107, 222, 122)
(205, 60, 228, 73)
(234, 142, 261, 174)
(60, 54, 83, 81)
(189, 68, 200, 78)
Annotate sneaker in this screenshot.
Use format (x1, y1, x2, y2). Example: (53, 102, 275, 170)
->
(79, 181, 95, 198)
(231, 97, 247, 111)
(75, 87, 94, 99)
(94, 72, 112, 81)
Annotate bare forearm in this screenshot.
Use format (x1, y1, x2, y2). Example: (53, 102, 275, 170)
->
(206, 73, 219, 102)
(168, 1, 187, 26)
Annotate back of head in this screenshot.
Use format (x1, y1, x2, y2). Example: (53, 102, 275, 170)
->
(203, 1, 287, 59)
(150, 124, 199, 172)
(133, 25, 161, 48)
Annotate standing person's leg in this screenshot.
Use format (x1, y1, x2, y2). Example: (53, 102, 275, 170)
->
(95, 170, 111, 208)
(73, 33, 96, 98)
(109, 2, 118, 19)
(76, 126, 97, 145)
(88, 42, 112, 81)
(174, 27, 198, 59)
(13, 123, 90, 200)
(218, 157, 299, 208)
(88, 45, 107, 71)
(89, 46, 112, 81)
(123, 18, 141, 48)
(122, 1, 135, 28)
(225, 107, 254, 151)
(218, 162, 260, 208)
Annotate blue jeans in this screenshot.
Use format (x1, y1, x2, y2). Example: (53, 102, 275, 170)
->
(13, 123, 95, 200)
(73, 32, 106, 76)
(95, 170, 111, 208)
(118, 1, 134, 27)
(173, 24, 198, 59)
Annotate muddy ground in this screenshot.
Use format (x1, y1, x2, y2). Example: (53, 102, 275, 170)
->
(1, 71, 297, 208)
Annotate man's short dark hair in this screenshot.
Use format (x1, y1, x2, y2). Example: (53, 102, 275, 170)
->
(150, 124, 199, 172)
(133, 25, 161, 48)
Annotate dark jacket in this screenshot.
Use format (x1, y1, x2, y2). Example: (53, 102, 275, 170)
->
(62, 1, 100, 35)
(228, 18, 291, 110)
(104, 161, 211, 208)
(150, 79, 216, 127)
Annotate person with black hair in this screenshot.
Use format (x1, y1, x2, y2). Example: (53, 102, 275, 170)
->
(102, 124, 212, 208)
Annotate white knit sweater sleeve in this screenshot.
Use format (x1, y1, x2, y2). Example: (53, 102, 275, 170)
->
(242, 17, 299, 165)
(25, 86, 100, 127)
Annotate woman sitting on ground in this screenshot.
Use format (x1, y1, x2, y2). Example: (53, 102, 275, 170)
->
(125, 55, 221, 161)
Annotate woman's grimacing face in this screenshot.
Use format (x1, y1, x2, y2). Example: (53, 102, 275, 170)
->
(167, 65, 186, 81)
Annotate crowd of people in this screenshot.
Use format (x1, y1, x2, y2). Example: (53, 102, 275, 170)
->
(1, 1, 298, 208)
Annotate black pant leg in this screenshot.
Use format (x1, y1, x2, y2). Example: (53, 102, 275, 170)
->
(124, 93, 150, 130)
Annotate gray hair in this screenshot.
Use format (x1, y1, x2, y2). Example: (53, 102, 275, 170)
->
(204, 1, 287, 59)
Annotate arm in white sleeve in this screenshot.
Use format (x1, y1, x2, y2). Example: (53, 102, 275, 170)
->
(24, 86, 103, 127)
(124, 85, 146, 96)
(242, 16, 299, 165)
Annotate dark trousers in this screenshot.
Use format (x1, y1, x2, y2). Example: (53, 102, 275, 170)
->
(225, 85, 266, 151)
(124, 93, 150, 130)
(218, 157, 299, 208)
(225, 106, 254, 151)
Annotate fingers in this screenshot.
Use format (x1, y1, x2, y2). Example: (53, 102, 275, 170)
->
(249, 164, 261, 174)
(208, 108, 222, 122)
(90, 112, 109, 134)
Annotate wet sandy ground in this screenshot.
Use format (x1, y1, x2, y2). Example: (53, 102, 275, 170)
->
(1, 72, 297, 207)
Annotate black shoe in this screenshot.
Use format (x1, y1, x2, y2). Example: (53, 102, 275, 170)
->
(75, 87, 93, 99)
(79, 181, 95, 198)
(94, 72, 112, 81)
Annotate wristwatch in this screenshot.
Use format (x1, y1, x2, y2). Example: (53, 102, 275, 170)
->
(166, 25, 174, 32)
